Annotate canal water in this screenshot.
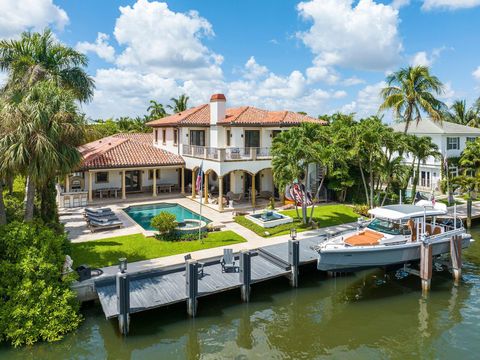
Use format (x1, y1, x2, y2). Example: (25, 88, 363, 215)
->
(2, 226, 480, 359)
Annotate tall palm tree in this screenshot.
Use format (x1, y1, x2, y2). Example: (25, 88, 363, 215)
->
(0, 29, 94, 102)
(443, 99, 480, 127)
(147, 100, 167, 119)
(409, 136, 440, 198)
(167, 94, 189, 113)
(379, 66, 446, 133)
(459, 138, 480, 177)
(0, 82, 85, 221)
(0, 29, 94, 221)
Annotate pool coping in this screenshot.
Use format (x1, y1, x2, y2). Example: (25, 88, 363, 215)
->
(121, 202, 212, 236)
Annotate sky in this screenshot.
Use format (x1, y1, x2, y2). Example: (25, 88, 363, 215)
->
(2, 0, 480, 121)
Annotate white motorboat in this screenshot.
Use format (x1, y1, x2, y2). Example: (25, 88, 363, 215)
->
(315, 201, 472, 272)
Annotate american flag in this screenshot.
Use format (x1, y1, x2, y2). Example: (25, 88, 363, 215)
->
(430, 191, 436, 206)
(196, 161, 204, 193)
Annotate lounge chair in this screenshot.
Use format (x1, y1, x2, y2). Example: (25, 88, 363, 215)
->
(220, 249, 238, 273)
(89, 218, 123, 232)
(226, 191, 243, 202)
(207, 222, 226, 231)
(184, 254, 205, 277)
(85, 210, 116, 219)
(85, 213, 119, 223)
(84, 207, 112, 217)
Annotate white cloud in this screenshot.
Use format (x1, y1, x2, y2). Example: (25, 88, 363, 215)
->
(0, 0, 68, 39)
(422, 0, 480, 11)
(243, 56, 268, 80)
(113, 0, 222, 80)
(411, 51, 432, 67)
(391, 0, 411, 9)
(473, 66, 480, 82)
(297, 0, 403, 71)
(76, 33, 116, 62)
(341, 81, 386, 118)
(343, 76, 365, 86)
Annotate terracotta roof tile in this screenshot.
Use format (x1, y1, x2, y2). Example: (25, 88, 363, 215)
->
(147, 104, 326, 127)
(78, 133, 184, 170)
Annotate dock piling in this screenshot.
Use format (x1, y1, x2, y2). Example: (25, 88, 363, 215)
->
(186, 260, 199, 317)
(420, 241, 433, 294)
(288, 239, 300, 287)
(116, 270, 130, 335)
(239, 250, 252, 302)
(450, 235, 462, 284)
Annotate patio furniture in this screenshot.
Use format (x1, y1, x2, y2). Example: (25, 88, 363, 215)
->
(158, 184, 174, 193)
(207, 222, 226, 231)
(85, 213, 119, 223)
(230, 148, 241, 159)
(184, 254, 205, 277)
(258, 191, 274, 199)
(84, 207, 112, 216)
(226, 191, 243, 202)
(220, 249, 238, 273)
(89, 218, 123, 232)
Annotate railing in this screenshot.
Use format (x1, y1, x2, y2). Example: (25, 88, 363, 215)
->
(182, 144, 272, 161)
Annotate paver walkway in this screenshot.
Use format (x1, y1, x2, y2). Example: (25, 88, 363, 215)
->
(60, 195, 358, 278)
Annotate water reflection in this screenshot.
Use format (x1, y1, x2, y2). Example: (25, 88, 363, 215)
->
(1, 230, 479, 359)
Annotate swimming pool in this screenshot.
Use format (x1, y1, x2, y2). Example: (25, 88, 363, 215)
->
(123, 203, 210, 231)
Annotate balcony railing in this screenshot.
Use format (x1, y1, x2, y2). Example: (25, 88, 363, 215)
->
(182, 145, 271, 161)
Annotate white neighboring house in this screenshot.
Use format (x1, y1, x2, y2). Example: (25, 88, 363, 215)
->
(391, 118, 480, 192)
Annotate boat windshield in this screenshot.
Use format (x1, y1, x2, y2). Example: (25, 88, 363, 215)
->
(367, 218, 409, 236)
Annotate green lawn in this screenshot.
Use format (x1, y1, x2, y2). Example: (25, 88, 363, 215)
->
(438, 198, 465, 206)
(71, 230, 246, 268)
(234, 204, 360, 237)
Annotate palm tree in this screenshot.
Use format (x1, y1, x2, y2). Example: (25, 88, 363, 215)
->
(0, 29, 94, 102)
(443, 99, 480, 127)
(409, 136, 440, 198)
(0, 29, 94, 221)
(147, 100, 167, 119)
(0, 82, 85, 221)
(459, 138, 480, 176)
(167, 94, 189, 113)
(379, 66, 446, 133)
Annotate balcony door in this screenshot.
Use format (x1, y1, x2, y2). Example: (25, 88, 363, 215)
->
(245, 130, 260, 149)
(190, 130, 205, 146)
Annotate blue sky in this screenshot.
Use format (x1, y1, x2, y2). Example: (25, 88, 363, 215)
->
(2, 0, 480, 120)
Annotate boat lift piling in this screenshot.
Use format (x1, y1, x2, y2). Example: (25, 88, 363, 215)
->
(450, 235, 462, 284)
(288, 239, 300, 287)
(116, 258, 130, 336)
(239, 250, 252, 302)
(419, 238, 433, 294)
(186, 260, 199, 317)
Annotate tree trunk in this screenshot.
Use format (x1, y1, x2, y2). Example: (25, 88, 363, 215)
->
(369, 158, 374, 209)
(6, 176, 13, 195)
(411, 160, 420, 203)
(308, 168, 327, 224)
(40, 178, 59, 226)
(0, 181, 6, 225)
(359, 161, 370, 207)
(24, 176, 36, 222)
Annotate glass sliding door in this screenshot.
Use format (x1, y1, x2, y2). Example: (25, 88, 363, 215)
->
(190, 130, 205, 146)
(125, 170, 141, 192)
(244, 130, 260, 148)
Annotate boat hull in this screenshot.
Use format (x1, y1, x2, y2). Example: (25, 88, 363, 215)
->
(317, 235, 471, 272)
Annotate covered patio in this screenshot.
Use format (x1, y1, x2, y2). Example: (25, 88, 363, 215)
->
(59, 133, 185, 208)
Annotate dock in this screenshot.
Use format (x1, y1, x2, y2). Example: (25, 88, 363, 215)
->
(93, 237, 322, 323)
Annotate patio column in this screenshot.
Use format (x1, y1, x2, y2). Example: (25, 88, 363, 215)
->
(191, 169, 196, 197)
(251, 173, 256, 207)
(88, 171, 93, 202)
(204, 172, 209, 203)
(218, 176, 224, 211)
(65, 175, 70, 193)
(153, 169, 157, 197)
(122, 170, 126, 200)
(181, 167, 185, 194)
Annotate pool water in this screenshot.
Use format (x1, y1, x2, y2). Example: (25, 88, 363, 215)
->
(123, 203, 210, 231)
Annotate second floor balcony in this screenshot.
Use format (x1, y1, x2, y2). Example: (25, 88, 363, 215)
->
(182, 144, 272, 161)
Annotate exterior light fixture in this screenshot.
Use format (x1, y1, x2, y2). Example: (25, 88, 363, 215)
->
(290, 228, 297, 240)
(119, 257, 127, 273)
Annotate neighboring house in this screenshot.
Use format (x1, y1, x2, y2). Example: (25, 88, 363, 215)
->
(61, 94, 326, 210)
(391, 118, 480, 192)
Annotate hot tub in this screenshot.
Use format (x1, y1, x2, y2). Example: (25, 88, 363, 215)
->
(245, 211, 293, 228)
(175, 219, 208, 234)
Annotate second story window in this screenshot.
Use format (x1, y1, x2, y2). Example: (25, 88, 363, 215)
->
(226, 129, 231, 146)
(173, 129, 178, 146)
(162, 129, 166, 145)
(155, 130, 158, 143)
(446, 137, 459, 150)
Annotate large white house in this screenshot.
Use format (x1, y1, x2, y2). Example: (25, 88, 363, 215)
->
(60, 94, 326, 210)
(391, 118, 480, 192)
